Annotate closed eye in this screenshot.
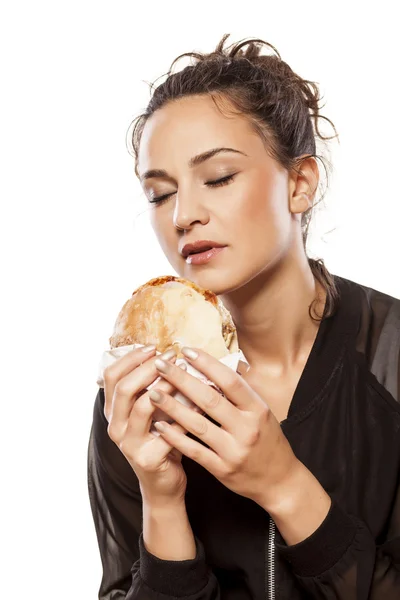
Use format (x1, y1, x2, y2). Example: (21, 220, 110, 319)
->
(149, 173, 237, 206)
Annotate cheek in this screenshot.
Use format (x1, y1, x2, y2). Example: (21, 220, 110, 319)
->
(150, 209, 169, 242)
(230, 179, 290, 248)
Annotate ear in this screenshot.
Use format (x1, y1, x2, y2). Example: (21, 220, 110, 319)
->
(288, 156, 319, 215)
(291, 192, 313, 215)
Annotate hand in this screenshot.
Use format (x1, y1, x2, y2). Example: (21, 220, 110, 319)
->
(148, 348, 299, 508)
(103, 345, 192, 507)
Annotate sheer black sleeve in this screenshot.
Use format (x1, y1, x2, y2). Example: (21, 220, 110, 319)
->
(275, 484, 400, 598)
(88, 388, 220, 599)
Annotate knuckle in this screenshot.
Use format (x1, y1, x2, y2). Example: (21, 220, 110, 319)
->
(258, 405, 271, 426)
(192, 417, 208, 437)
(103, 365, 116, 384)
(190, 446, 203, 463)
(107, 421, 119, 443)
(133, 397, 152, 419)
(232, 450, 246, 468)
(225, 373, 243, 395)
(202, 388, 220, 410)
(222, 463, 237, 478)
(244, 426, 261, 447)
(103, 403, 111, 423)
(118, 438, 133, 460)
(135, 452, 156, 471)
(224, 448, 247, 475)
(114, 380, 131, 397)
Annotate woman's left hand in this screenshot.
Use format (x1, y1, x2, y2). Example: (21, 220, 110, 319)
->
(149, 347, 300, 507)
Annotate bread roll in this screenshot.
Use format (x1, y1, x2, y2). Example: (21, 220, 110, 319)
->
(109, 275, 238, 358)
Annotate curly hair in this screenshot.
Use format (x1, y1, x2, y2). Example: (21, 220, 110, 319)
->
(127, 34, 340, 320)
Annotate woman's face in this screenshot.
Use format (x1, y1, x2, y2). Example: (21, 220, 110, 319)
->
(137, 94, 310, 295)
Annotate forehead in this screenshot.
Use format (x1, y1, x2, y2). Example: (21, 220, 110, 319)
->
(137, 94, 258, 172)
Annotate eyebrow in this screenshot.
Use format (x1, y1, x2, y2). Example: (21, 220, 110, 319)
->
(139, 147, 248, 183)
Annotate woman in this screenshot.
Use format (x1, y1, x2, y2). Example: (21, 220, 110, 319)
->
(88, 35, 400, 599)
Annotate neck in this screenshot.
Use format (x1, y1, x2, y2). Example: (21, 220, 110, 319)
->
(220, 253, 327, 375)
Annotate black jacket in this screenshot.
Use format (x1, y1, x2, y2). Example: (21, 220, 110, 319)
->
(88, 275, 400, 599)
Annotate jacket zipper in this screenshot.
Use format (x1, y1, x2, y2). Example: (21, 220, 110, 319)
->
(267, 516, 276, 600)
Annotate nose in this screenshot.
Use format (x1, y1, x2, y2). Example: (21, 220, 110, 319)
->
(173, 191, 210, 231)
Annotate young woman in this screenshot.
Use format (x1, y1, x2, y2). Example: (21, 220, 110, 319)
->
(87, 35, 400, 599)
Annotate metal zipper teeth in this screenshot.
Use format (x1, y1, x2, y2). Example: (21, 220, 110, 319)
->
(267, 517, 276, 600)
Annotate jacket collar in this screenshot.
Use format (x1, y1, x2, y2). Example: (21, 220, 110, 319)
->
(282, 275, 361, 426)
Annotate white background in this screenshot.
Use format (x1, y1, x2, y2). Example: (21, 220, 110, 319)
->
(1, 1, 399, 598)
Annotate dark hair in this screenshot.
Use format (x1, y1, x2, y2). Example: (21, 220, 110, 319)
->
(128, 34, 340, 321)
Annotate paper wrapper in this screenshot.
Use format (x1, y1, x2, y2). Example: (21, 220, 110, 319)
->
(97, 344, 249, 436)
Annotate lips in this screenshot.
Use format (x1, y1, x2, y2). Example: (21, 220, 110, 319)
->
(181, 240, 226, 258)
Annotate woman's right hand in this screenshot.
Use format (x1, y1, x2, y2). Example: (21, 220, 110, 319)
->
(103, 345, 190, 507)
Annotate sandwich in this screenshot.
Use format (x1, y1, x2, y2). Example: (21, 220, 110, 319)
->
(109, 275, 239, 359)
(97, 276, 247, 428)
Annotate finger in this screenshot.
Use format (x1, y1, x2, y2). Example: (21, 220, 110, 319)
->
(103, 345, 157, 419)
(109, 349, 177, 430)
(153, 419, 224, 477)
(149, 389, 230, 458)
(179, 348, 258, 411)
(154, 358, 238, 431)
(128, 363, 190, 440)
(132, 376, 180, 434)
(104, 345, 157, 384)
(140, 421, 189, 468)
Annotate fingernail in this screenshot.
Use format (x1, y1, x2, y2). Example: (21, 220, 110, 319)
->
(178, 363, 187, 371)
(142, 344, 156, 353)
(181, 347, 198, 360)
(160, 348, 176, 361)
(149, 390, 163, 403)
(154, 421, 167, 432)
(154, 358, 169, 373)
